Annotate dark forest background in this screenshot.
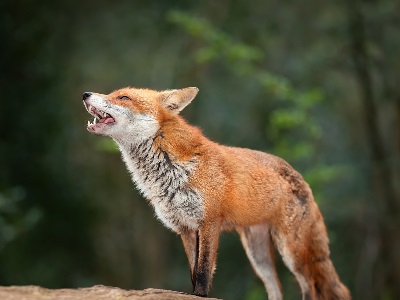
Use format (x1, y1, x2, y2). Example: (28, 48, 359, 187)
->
(1, 1, 399, 299)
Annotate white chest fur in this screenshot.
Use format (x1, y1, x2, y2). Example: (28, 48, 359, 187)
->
(116, 138, 204, 232)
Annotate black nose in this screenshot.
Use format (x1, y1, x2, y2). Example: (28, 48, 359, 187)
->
(82, 92, 92, 100)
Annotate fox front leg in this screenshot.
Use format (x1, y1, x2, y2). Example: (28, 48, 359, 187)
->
(180, 229, 198, 288)
(192, 221, 221, 297)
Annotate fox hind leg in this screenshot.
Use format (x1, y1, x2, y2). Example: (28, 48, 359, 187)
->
(271, 213, 351, 300)
(271, 228, 313, 300)
(237, 224, 283, 300)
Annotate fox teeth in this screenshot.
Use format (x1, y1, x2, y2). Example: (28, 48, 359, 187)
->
(93, 117, 97, 124)
(87, 120, 90, 126)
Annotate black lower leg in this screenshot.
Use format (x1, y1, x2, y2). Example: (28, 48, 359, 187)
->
(193, 271, 209, 297)
(191, 232, 200, 291)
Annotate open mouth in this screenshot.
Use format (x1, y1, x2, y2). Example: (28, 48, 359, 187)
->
(83, 102, 115, 130)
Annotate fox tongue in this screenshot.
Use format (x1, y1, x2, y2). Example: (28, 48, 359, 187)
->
(99, 117, 115, 124)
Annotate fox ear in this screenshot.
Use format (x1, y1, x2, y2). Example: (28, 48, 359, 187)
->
(159, 87, 199, 114)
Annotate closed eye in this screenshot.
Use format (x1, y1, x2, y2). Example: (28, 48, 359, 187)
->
(118, 95, 131, 100)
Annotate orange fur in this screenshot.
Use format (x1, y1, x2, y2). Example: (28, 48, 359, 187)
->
(83, 87, 351, 299)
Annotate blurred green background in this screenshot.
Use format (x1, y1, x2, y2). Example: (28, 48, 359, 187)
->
(1, 0, 400, 299)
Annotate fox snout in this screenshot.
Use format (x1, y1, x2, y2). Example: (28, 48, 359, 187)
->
(82, 92, 92, 100)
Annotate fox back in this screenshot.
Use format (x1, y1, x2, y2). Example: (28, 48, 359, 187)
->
(83, 87, 350, 300)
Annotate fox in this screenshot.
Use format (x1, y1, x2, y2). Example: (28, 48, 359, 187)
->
(82, 86, 351, 300)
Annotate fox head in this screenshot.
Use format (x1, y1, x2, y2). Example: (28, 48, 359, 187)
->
(82, 87, 199, 141)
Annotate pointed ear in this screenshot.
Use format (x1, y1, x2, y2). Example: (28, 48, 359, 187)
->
(159, 87, 199, 114)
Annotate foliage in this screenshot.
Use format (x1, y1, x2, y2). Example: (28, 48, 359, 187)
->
(0, 187, 42, 250)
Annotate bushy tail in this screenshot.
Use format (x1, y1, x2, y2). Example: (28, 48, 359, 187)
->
(307, 211, 351, 300)
(311, 257, 351, 299)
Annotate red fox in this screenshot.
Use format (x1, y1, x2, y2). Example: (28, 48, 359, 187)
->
(82, 87, 351, 300)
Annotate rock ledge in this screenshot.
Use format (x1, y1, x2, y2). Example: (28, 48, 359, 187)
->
(0, 285, 221, 300)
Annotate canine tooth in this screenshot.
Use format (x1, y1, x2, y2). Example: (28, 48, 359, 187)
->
(103, 112, 107, 118)
(87, 121, 90, 126)
(93, 117, 97, 124)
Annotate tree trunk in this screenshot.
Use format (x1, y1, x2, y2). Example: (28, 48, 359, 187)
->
(346, 0, 400, 298)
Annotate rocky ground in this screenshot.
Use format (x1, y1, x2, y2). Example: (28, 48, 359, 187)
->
(0, 285, 221, 300)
